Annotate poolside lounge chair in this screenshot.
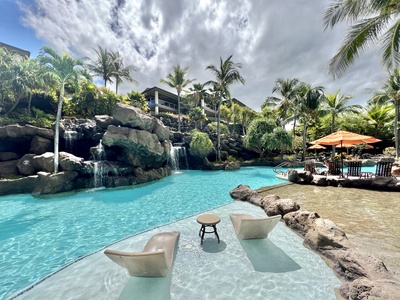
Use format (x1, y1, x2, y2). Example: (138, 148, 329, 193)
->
(326, 160, 341, 176)
(104, 231, 180, 277)
(230, 214, 281, 240)
(374, 161, 394, 177)
(346, 160, 362, 178)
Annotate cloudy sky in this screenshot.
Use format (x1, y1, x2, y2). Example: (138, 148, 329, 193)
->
(0, 0, 388, 111)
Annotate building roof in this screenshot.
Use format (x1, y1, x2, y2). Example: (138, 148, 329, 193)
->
(142, 86, 178, 103)
(0, 42, 31, 58)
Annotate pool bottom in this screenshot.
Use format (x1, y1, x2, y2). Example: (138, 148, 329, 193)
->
(10, 201, 341, 300)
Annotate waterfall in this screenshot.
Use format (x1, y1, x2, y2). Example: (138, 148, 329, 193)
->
(91, 140, 107, 188)
(63, 130, 78, 152)
(170, 145, 189, 173)
(93, 161, 104, 188)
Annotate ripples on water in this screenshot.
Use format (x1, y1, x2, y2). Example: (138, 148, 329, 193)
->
(260, 184, 400, 281)
(0, 167, 282, 299)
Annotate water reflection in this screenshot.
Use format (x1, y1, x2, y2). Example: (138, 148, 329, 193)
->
(259, 183, 400, 280)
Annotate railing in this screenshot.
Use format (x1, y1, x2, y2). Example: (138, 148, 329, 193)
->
(273, 161, 298, 174)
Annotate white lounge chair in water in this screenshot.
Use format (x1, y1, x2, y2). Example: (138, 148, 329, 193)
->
(104, 231, 180, 277)
(230, 214, 281, 240)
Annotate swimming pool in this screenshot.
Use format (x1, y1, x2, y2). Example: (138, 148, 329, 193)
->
(1, 167, 285, 299)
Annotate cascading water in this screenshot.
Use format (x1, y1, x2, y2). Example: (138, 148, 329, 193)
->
(63, 130, 78, 152)
(91, 141, 106, 188)
(170, 145, 189, 173)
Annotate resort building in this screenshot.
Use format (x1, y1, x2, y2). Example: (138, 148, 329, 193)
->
(142, 86, 253, 117)
(0, 42, 30, 58)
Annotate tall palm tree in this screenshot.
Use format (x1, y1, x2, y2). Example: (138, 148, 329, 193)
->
(206, 55, 245, 161)
(85, 46, 114, 88)
(324, 1, 400, 78)
(298, 83, 324, 160)
(321, 90, 361, 132)
(38, 46, 90, 173)
(370, 68, 400, 158)
(262, 78, 302, 131)
(160, 65, 195, 132)
(110, 51, 137, 94)
(188, 83, 207, 110)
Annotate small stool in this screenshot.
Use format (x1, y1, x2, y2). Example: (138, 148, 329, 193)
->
(197, 214, 220, 245)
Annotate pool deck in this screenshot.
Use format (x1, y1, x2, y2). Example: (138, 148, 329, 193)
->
(8, 201, 341, 300)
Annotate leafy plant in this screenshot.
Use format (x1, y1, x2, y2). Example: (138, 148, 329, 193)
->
(189, 130, 213, 158)
(206, 121, 229, 135)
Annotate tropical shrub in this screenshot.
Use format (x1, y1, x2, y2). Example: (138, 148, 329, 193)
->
(126, 90, 148, 112)
(189, 107, 207, 130)
(206, 121, 229, 135)
(383, 147, 396, 157)
(189, 130, 213, 158)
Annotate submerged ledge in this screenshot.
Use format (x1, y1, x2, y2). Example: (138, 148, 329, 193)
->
(230, 184, 400, 300)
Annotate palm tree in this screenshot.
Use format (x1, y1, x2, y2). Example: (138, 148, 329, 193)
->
(160, 65, 195, 132)
(262, 78, 302, 131)
(321, 90, 361, 132)
(85, 46, 114, 88)
(38, 46, 90, 173)
(188, 83, 207, 111)
(369, 68, 400, 158)
(364, 103, 394, 138)
(324, 1, 400, 78)
(206, 55, 245, 161)
(298, 83, 324, 160)
(110, 51, 137, 94)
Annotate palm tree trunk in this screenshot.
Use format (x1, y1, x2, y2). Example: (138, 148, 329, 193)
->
(217, 98, 221, 161)
(178, 93, 181, 132)
(27, 92, 32, 115)
(395, 100, 400, 159)
(54, 84, 65, 173)
(302, 121, 307, 161)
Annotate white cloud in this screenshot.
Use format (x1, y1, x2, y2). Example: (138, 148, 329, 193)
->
(19, 0, 386, 111)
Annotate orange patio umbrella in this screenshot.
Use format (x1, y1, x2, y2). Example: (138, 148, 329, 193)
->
(312, 130, 381, 147)
(312, 130, 381, 175)
(308, 144, 326, 150)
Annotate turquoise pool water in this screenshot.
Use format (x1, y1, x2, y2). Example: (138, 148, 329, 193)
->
(1, 167, 284, 299)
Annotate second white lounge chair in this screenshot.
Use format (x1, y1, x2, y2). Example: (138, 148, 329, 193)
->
(230, 214, 281, 240)
(104, 231, 180, 277)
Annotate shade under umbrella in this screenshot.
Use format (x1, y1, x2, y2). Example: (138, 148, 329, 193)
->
(308, 144, 326, 150)
(335, 143, 356, 148)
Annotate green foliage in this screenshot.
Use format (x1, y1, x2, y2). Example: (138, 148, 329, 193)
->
(189, 130, 213, 158)
(126, 90, 148, 111)
(65, 82, 120, 117)
(0, 107, 54, 128)
(206, 121, 229, 135)
(243, 118, 275, 153)
(189, 107, 207, 129)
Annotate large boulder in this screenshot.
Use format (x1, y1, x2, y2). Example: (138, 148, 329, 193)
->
(102, 125, 169, 169)
(0, 176, 38, 195)
(332, 249, 390, 282)
(152, 117, 170, 142)
(0, 152, 20, 161)
(59, 152, 84, 171)
(94, 115, 121, 130)
(0, 160, 19, 178)
(283, 210, 320, 236)
(224, 161, 240, 170)
(16, 154, 37, 176)
(0, 124, 53, 139)
(112, 103, 154, 132)
(263, 198, 300, 216)
(32, 152, 54, 173)
(133, 166, 171, 184)
(229, 184, 262, 206)
(304, 218, 349, 252)
(32, 171, 78, 195)
(342, 278, 400, 300)
(29, 136, 52, 154)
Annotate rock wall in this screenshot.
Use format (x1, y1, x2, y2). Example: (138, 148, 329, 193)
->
(0, 104, 173, 196)
(229, 184, 400, 300)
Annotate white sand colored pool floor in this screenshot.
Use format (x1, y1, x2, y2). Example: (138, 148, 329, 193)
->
(8, 201, 342, 300)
